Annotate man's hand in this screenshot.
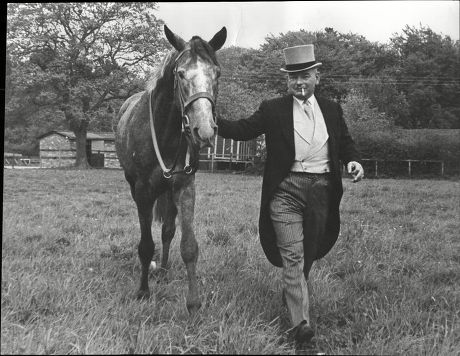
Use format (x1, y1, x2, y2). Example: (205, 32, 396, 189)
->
(347, 161, 364, 182)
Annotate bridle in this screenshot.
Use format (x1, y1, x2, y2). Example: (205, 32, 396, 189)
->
(149, 48, 218, 179)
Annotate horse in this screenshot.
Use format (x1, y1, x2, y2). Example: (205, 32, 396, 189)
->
(115, 25, 226, 314)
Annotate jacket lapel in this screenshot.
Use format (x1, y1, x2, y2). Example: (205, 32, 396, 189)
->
(279, 95, 295, 154)
(316, 97, 334, 135)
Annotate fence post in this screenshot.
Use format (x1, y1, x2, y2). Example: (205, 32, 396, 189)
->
(441, 161, 444, 176)
(408, 160, 412, 177)
(375, 160, 378, 177)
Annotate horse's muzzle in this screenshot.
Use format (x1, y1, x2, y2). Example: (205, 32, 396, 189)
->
(193, 125, 216, 149)
(200, 138, 214, 149)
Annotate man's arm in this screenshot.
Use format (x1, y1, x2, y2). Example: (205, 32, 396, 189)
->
(217, 101, 267, 141)
(337, 104, 364, 182)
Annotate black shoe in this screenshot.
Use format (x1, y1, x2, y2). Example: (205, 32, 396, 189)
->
(294, 320, 314, 344)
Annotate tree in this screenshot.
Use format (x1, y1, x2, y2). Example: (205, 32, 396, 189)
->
(7, 3, 167, 167)
(347, 75, 410, 127)
(233, 28, 395, 103)
(341, 89, 399, 160)
(217, 46, 279, 161)
(389, 25, 460, 128)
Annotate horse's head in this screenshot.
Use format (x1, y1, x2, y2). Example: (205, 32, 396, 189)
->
(165, 25, 226, 149)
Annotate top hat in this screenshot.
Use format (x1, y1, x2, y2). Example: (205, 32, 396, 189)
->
(280, 44, 322, 73)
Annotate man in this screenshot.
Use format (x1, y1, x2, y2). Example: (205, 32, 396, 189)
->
(217, 44, 364, 345)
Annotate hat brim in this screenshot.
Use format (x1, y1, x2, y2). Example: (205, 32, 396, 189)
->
(280, 62, 322, 73)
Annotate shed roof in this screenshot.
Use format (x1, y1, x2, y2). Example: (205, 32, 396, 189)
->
(38, 130, 115, 141)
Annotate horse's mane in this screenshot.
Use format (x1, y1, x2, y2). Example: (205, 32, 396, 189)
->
(145, 50, 175, 93)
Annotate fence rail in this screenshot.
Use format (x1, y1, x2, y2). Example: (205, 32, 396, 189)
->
(360, 158, 447, 177)
(4, 156, 40, 168)
(199, 152, 257, 172)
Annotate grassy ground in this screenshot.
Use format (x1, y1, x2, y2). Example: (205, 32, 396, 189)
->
(2, 169, 459, 355)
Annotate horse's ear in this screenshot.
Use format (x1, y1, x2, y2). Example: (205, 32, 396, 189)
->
(208, 27, 227, 51)
(164, 25, 185, 51)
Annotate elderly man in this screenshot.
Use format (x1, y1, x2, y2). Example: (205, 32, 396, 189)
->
(217, 44, 364, 345)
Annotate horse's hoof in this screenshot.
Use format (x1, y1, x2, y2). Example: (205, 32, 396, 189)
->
(137, 289, 151, 300)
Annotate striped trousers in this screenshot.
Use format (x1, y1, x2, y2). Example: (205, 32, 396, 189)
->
(269, 172, 332, 327)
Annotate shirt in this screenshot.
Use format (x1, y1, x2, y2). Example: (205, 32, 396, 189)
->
(291, 95, 330, 173)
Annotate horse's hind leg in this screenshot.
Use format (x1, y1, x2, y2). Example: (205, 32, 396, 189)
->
(159, 191, 177, 270)
(173, 180, 201, 315)
(134, 179, 156, 299)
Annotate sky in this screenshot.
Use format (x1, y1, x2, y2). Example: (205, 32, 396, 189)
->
(156, 1, 459, 48)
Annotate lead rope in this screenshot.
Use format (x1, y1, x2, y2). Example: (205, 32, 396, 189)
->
(148, 90, 192, 179)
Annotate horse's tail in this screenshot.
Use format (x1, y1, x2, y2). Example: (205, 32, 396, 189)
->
(153, 190, 175, 224)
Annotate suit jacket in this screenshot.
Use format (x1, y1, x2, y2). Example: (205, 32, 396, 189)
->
(217, 94, 360, 267)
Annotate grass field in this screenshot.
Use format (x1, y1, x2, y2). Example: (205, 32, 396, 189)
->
(2, 169, 459, 355)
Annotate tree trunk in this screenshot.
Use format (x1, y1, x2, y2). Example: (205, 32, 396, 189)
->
(63, 106, 90, 169)
(74, 124, 90, 169)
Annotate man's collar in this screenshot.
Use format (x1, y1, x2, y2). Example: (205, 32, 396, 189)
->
(293, 94, 316, 106)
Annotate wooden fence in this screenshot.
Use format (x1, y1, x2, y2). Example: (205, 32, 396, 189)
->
(359, 159, 448, 177)
(4, 155, 40, 169)
(199, 152, 257, 172)
(4, 154, 457, 177)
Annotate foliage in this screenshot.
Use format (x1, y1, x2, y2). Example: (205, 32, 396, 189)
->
(389, 25, 460, 128)
(345, 76, 411, 127)
(241, 27, 397, 102)
(217, 46, 279, 160)
(395, 129, 460, 162)
(342, 89, 397, 160)
(341, 91, 460, 165)
(6, 12, 460, 161)
(6, 3, 167, 165)
(342, 89, 395, 135)
(222, 25, 459, 129)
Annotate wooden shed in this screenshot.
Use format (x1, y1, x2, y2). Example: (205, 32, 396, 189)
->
(38, 131, 120, 168)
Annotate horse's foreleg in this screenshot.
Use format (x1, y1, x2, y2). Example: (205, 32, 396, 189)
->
(173, 182, 201, 315)
(134, 180, 155, 300)
(124, 172, 136, 200)
(160, 191, 177, 270)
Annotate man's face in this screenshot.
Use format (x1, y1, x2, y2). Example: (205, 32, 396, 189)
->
(287, 68, 320, 100)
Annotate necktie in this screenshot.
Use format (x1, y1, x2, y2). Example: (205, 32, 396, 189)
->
(302, 100, 314, 121)
(302, 100, 315, 143)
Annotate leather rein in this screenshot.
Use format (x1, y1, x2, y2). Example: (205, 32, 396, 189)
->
(149, 48, 217, 179)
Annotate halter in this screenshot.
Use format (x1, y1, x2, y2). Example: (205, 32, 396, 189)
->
(173, 48, 217, 131)
(149, 48, 217, 179)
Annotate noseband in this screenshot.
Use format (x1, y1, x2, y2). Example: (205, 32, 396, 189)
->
(149, 48, 217, 179)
